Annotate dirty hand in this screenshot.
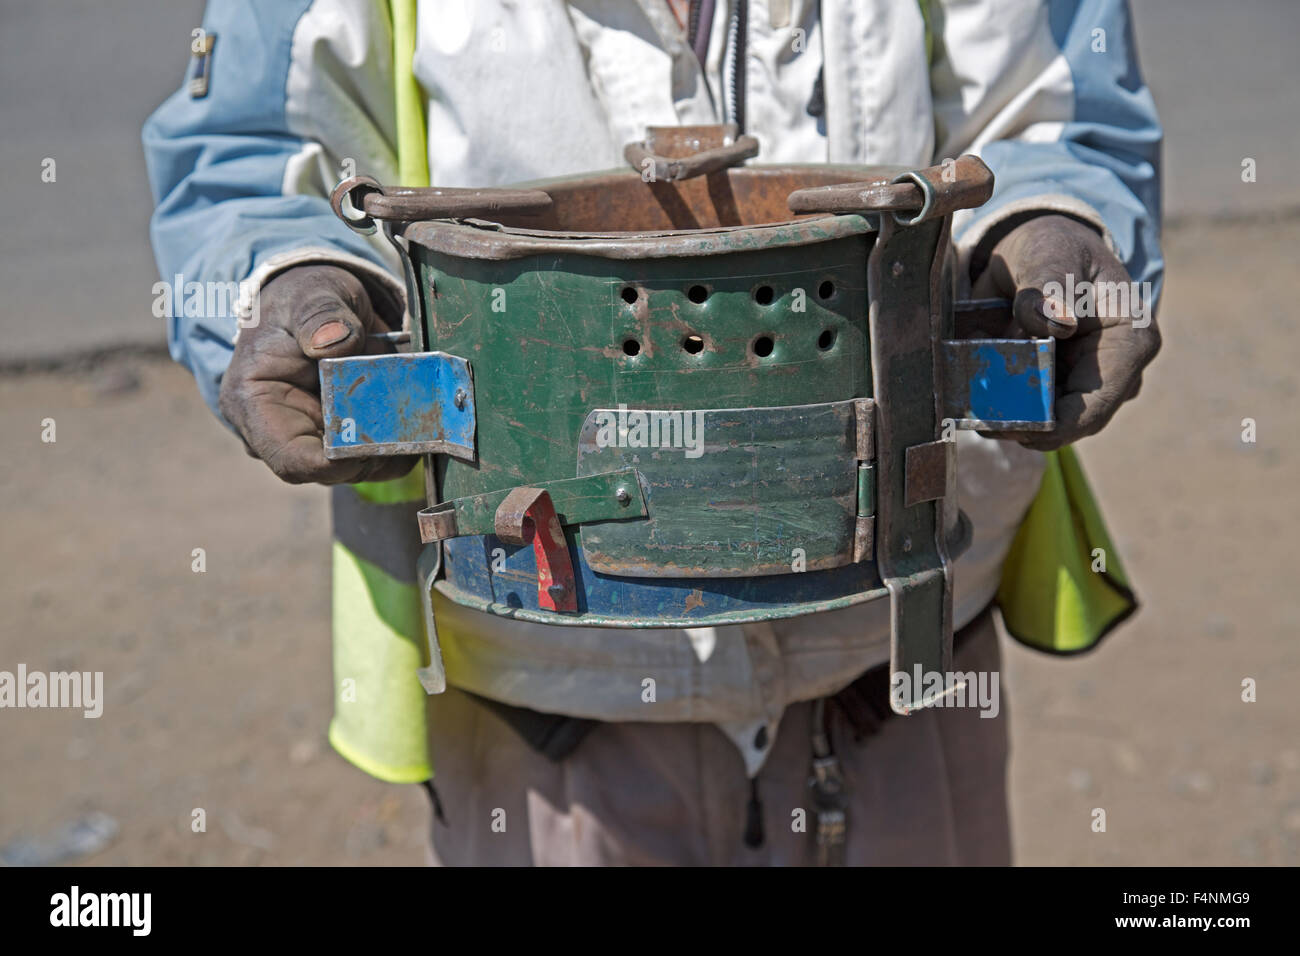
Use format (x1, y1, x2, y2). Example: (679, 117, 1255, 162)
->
(218, 263, 416, 484)
(971, 214, 1161, 451)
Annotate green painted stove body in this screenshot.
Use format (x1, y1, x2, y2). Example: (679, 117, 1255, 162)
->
(409, 212, 921, 628)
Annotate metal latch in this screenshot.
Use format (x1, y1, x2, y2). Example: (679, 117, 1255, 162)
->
(493, 488, 578, 613)
(416, 469, 647, 545)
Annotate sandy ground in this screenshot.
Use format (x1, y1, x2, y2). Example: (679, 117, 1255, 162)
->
(0, 217, 1297, 866)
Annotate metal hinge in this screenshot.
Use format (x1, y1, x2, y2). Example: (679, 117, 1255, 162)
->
(853, 398, 876, 563)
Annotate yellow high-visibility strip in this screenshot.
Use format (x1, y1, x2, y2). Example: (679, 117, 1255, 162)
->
(353, 459, 425, 505)
(917, 0, 936, 66)
(392, 0, 429, 187)
(329, 542, 432, 783)
(326, 5, 434, 784)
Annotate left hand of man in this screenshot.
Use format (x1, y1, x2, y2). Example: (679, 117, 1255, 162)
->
(971, 214, 1162, 451)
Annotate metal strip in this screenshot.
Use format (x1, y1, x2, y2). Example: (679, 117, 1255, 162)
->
(866, 216, 954, 711)
(890, 156, 995, 227)
(624, 126, 760, 181)
(330, 175, 552, 231)
(787, 179, 923, 215)
(415, 543, 447, 694)
(436, 532, 890, 628)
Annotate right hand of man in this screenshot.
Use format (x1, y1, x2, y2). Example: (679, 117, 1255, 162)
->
(218, 263, 417, 485)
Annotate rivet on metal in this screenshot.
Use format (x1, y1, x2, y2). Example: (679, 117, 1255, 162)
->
(902, 536, 912, 552)
(454, 388, 467, 410)
(615, 486, 632, 506)
(892, 261, 905, 277)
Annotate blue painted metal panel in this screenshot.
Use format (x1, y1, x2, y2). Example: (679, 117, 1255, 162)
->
(437, 530, 889, 628)
(319, 351, 476, 460)
(941, 338, 1055, 430)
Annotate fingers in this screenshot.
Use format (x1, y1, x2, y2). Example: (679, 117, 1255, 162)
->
(355, 455, 421, 484)
(1048, 264, 1158, 442)
(1053, 388, 1116, 442)
(1087, 258, 1163, 360)
(227, 360, 415, 485)
(237, 380, 416, 485)
(981, 353, 1149, 451)
(231, 379, 345, 483)
(976, 427, 1068, 452)
(266, 437, 417, 485)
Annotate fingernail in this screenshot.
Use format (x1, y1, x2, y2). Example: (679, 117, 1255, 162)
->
(1040, 297, 1076, 332)
(311, 321, 348, 348)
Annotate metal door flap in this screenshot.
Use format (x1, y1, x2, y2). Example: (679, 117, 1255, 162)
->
(576, 400, 867, 578)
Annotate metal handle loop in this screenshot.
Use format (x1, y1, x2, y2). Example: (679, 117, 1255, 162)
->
(330, 176, 553, 234)
(786, 155, 995, 225)
(623, 123, 760, 182)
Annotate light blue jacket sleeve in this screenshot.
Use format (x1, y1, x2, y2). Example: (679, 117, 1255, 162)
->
(932, 0, 1163, 302)
(143, 0, 401, 420)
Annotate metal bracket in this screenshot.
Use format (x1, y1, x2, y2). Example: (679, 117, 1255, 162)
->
(416, 468, 647, 545)
(904, 440, 955, 507)
(941, 338, 1055, 430)
(493, 488, 578, 613)
(319, 351, 477, 461)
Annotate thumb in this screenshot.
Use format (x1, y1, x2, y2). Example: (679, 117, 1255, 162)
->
(295, 296, 368, 361)
(1010, 273, 1078, 340)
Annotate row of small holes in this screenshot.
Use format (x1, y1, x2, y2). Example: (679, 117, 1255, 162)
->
(621, 281, 837, 305)
(622, 330, 836, 357)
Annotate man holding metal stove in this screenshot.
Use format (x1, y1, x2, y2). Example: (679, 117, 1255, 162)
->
(145, 0, 1162, 865)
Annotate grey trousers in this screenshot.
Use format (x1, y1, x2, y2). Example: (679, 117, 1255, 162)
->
(426, 610, 1011, 866)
